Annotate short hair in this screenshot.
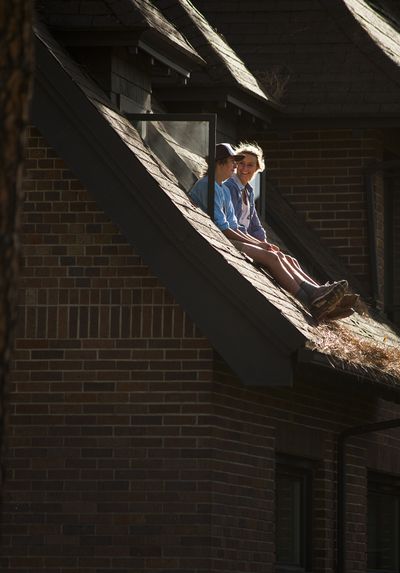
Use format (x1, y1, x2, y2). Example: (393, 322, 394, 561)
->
(200, 156, 230, 177)
(234, 142, 265, 173)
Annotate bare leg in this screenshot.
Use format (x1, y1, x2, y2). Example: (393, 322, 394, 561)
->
(237, 243, 305, 296)
(277, 252, 320, 287)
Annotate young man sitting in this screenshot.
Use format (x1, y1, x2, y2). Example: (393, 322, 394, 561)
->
(189, 143, 349, 321)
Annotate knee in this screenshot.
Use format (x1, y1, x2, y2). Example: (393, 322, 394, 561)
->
(264, 251, 280, 265)
(286, 254, 299, 266)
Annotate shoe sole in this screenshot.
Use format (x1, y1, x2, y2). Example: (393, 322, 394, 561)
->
(337, 293, 359, 308)
(321, 307, 355, 322)
(310, 281, 348, 307)
(310, 283, 347, 321)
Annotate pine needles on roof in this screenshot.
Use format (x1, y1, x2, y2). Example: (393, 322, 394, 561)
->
(309, 322, 400, 380)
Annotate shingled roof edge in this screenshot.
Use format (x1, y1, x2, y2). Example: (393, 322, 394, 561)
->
(31, 29, 306, 387)
(155, 0, 279, 111)
(320, 0, 400, 90)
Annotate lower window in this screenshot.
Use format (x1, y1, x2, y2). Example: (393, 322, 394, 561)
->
(276, 456, 313, 572)
(368, 472, 400, 572)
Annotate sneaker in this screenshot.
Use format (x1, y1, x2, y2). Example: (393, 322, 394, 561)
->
(321, 293, 360, 322)
(322, 306, 354, 321)
(309, 281, 348, 306)
(338, 293, 359, 308)
(309, 281, 347, 321)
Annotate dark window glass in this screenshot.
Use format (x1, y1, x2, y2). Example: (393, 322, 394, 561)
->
(384, 171, 400, 326)
(368, 474, 400, 572)
(276, 458, 312, 572)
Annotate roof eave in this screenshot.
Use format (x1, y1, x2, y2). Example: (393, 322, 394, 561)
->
(154, 84, 279, 122)
(296, 347, 400, 403)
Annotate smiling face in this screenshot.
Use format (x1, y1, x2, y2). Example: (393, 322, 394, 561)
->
(236, 153, 259, 185)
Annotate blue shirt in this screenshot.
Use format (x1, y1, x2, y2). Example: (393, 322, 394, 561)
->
(224, 174, 267, 241)
(189, 176, 239, 232)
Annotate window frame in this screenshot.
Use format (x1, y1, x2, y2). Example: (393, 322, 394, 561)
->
(276, 455, 313, 573)
(368, 471, 400, 573)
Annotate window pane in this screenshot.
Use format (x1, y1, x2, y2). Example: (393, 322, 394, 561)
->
(276, 474, 303, 566)
(368, 491, 399, 571)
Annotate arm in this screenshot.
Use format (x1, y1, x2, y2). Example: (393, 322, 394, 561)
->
(247, 187, 267, 241)
(224, 179, 247, 234)
(248, 208, 267, 241)
(190, 178, 230, 231)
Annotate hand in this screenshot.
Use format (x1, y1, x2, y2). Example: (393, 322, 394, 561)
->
(261, 242, 280, 252)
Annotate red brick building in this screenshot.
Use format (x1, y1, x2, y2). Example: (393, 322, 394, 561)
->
(2, 2, 400, 573)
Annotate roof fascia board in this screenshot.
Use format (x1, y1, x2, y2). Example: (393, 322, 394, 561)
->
(154, 86, 275, 122)
(137, 39, 191, 77)
(296, 347, 400, 403)
(32, 34, 305, 387)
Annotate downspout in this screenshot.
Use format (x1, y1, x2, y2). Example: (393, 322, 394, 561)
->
(337, 418, 400, 573)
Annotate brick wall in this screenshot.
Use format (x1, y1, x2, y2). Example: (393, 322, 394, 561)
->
(259, 129, 383, 291)
(1, 126, 216, 573)
(2, 126, 400, 573)
(211, 358, 399, 573)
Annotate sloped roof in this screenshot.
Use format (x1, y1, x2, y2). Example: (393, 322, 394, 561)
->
(194, 0, 400, 118)
(32, 21, 400, 397)
(342, 0, 400, 67)
(155, 0, 276, 107)
(37, 0, 204, 65)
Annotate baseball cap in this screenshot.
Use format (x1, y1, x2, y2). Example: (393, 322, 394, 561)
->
(215, 143, 245, 162)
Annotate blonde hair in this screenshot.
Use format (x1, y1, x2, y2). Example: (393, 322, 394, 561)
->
(234, 141, 265, 173)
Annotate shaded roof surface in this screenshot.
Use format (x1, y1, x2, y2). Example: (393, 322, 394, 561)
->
(342, 0, 400, 67)
(32, 21, 400, 396)
(193, 0, 400, 117)
(155, 0, 274, 105)
(37, 0, 203, 63)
